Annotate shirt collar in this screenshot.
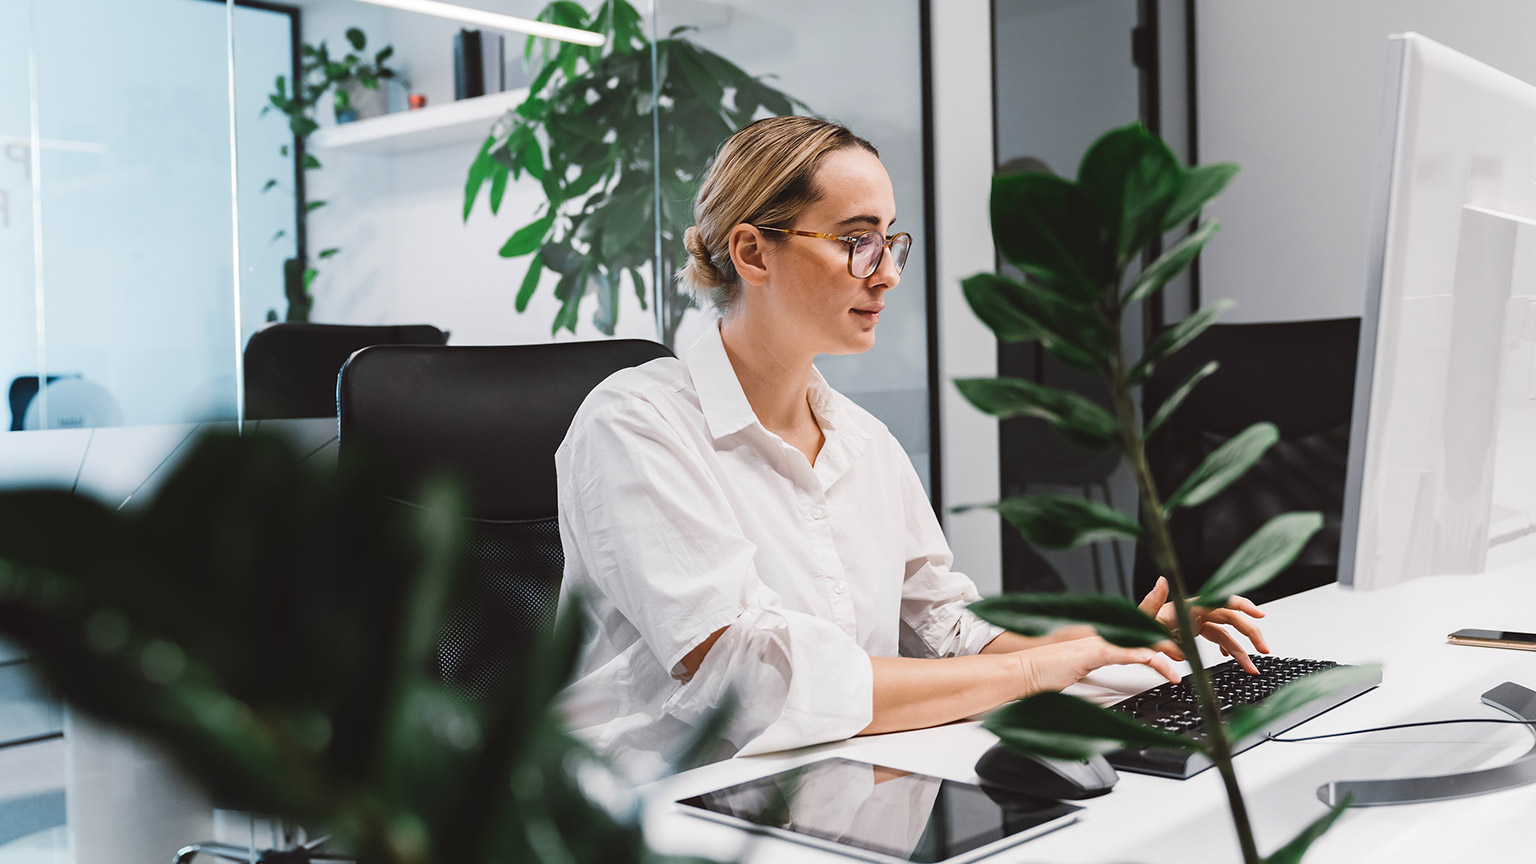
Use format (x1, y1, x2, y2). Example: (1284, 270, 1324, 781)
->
(685, 321, 760, 440)
(686, 321, 875, 444)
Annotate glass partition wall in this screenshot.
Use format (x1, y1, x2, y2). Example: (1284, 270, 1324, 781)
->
(0, 1, 936, 861)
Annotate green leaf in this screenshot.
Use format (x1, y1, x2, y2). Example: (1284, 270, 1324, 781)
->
(954, 377, 1119, 450)
(274, 74, 286, 97)
(1145, 361, 1219, 439)
(301, 268, 318, 291)
(960, 272, 1109, 371)
(279, 144, 289, 157)
(1227, 664, 1379, 745)
(346, 28, 365, 51)
(983, 693, 1203, 761)
(269, 229, 286, 244)
(515, 251, 545, 312)
(1165, 422, 1279, 511)
(970, 594, 1167, 647)
(1200, 512, 1325, 607)
(1129, 299, 1234, 384)
(375, 45, 394, 65)
(990, 172, 1108, 299)
(304, 200, 327, 214)
(499, 212, 556, 258)
(489, 165, 508, 215)
(1124, 220, 1219, 305)
(520, 138, 546, 182)
(1263, 793, 1353, 864)
(261, 179, 278, 193)
(1162, 162, 1240, 231)
(628, 266, 648, 311)
(301, 153, 321, 171)
(961, 495, 1140, 550)
(463, 136, 495, 222)
(317, 248, 340, 260)
(1077, 124, 1182, 263)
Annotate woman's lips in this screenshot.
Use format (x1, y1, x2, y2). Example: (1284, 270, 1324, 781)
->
(852, 307, 882, 324)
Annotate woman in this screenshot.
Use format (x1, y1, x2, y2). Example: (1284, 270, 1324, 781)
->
(555, 116, 1267, 778)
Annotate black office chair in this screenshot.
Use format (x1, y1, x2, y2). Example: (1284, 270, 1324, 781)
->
(1132, 318, 1360, 605)
(242, 323, 449, 420)
(336, 339, 674, 697)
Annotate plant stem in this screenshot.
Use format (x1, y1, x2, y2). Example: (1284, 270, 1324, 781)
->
(1105, 298, 1262, 864)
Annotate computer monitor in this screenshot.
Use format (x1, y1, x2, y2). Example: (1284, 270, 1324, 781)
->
(1342, 33, 1536, 590)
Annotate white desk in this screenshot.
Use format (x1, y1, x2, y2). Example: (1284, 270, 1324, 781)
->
(641, 565, 1536, 862)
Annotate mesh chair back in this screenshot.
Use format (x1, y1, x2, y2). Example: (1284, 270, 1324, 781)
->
(337, 340, 674, 697)
(1134, 318, 1360, 604)
(244, 322, 449, 420)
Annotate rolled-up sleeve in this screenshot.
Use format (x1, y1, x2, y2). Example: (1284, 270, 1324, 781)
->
(560, 398, 875, 754)
(892, 447, 1004, 659)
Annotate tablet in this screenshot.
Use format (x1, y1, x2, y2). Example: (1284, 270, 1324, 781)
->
(675, 757, 1082, 864)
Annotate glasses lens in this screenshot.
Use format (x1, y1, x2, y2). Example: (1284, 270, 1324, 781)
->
(890, 233, 912, 274)
(850, 231, 883, 277)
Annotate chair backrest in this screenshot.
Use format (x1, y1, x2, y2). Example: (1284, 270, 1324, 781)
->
(336, 339, 674, 697)
(1133, 318, 1360, 604)
(243, 322, 449, 420)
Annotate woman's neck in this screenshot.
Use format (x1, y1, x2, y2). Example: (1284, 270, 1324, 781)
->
(718, 315, 817, 435)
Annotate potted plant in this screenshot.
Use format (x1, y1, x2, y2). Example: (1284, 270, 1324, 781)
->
(957, 123, 1378, 864)
(263, 28, 405, 323)
(0, 432, 713, 864)
(462, 0, 807, 349)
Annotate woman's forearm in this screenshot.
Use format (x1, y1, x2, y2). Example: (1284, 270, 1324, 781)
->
(861, 653, 1027, 735)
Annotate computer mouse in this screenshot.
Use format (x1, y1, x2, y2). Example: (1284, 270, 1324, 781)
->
(974, 742, 1119, 800)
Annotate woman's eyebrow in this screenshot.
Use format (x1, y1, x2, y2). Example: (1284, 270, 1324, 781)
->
(834, 215, 897, 230)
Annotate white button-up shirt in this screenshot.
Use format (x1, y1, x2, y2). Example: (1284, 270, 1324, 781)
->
(556, 322, 1002, 779)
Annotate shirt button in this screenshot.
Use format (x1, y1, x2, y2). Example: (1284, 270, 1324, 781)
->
(809, 506, 826, 519)
(833, 581, 847, 595)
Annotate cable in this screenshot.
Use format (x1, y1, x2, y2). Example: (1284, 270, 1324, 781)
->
(1267, 717, 1536, 743)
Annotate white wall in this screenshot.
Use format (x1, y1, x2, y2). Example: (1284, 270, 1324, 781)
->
(1198, 0, 1536, 323)
(934, 0, 1000, 595)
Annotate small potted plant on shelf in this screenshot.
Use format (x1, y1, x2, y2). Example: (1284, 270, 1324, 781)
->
(262, 27, 406, 323)
(957, 122, 1379, 864)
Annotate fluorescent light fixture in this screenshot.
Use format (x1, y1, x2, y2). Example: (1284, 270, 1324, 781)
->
(354, 0, 607, 47)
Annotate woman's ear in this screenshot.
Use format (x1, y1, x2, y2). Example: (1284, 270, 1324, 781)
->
(729, 223, 771, 287)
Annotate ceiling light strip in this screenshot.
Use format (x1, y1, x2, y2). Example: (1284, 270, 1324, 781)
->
(353, 0, 606, 47)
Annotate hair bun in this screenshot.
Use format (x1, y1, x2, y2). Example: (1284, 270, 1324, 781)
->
(683, 225, 723, 289)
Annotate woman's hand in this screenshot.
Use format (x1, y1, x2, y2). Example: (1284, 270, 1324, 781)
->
(1137, 576, 1270, 673)
(1017, 635, 1180, 696)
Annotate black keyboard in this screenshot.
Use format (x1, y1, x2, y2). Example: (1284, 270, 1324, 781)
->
(1104, 655, 1382, 778)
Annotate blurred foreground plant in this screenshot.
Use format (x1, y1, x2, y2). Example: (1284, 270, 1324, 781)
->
(0, 432, 703, 864)
(957, 123, 1377, 864)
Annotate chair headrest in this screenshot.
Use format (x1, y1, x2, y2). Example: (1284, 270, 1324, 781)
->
(337, 339, 674, 521)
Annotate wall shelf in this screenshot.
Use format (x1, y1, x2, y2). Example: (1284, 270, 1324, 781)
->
(308, 88, 528, 155)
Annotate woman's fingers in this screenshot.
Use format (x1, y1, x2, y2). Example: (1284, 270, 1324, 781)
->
(1138, 576, 1170, 616)
(1225, 594, 1265, 618)
(1200, 622, 1257, 673)
(1203, 608, 1271, 654)
(1153, 638, 1185, 662)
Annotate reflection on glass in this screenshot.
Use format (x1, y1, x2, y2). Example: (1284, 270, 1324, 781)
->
(679, 757, 1082, 863)
(658, 0, 935, 491)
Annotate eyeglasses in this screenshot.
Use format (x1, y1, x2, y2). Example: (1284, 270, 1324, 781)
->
(755, 226, 913, 279)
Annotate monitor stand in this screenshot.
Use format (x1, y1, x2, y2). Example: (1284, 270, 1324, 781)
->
(1318, 682, 1536, 806)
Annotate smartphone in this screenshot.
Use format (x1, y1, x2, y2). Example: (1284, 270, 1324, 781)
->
(1447, 629, 1536, 651)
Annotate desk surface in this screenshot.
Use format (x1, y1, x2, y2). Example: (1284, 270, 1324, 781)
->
(641, 565, 1536, 863)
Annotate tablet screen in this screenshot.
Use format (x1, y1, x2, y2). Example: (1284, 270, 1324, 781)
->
(676, 757, 1081, 864)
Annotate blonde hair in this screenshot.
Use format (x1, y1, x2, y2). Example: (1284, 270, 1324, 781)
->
(678, 116, 878, 312)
